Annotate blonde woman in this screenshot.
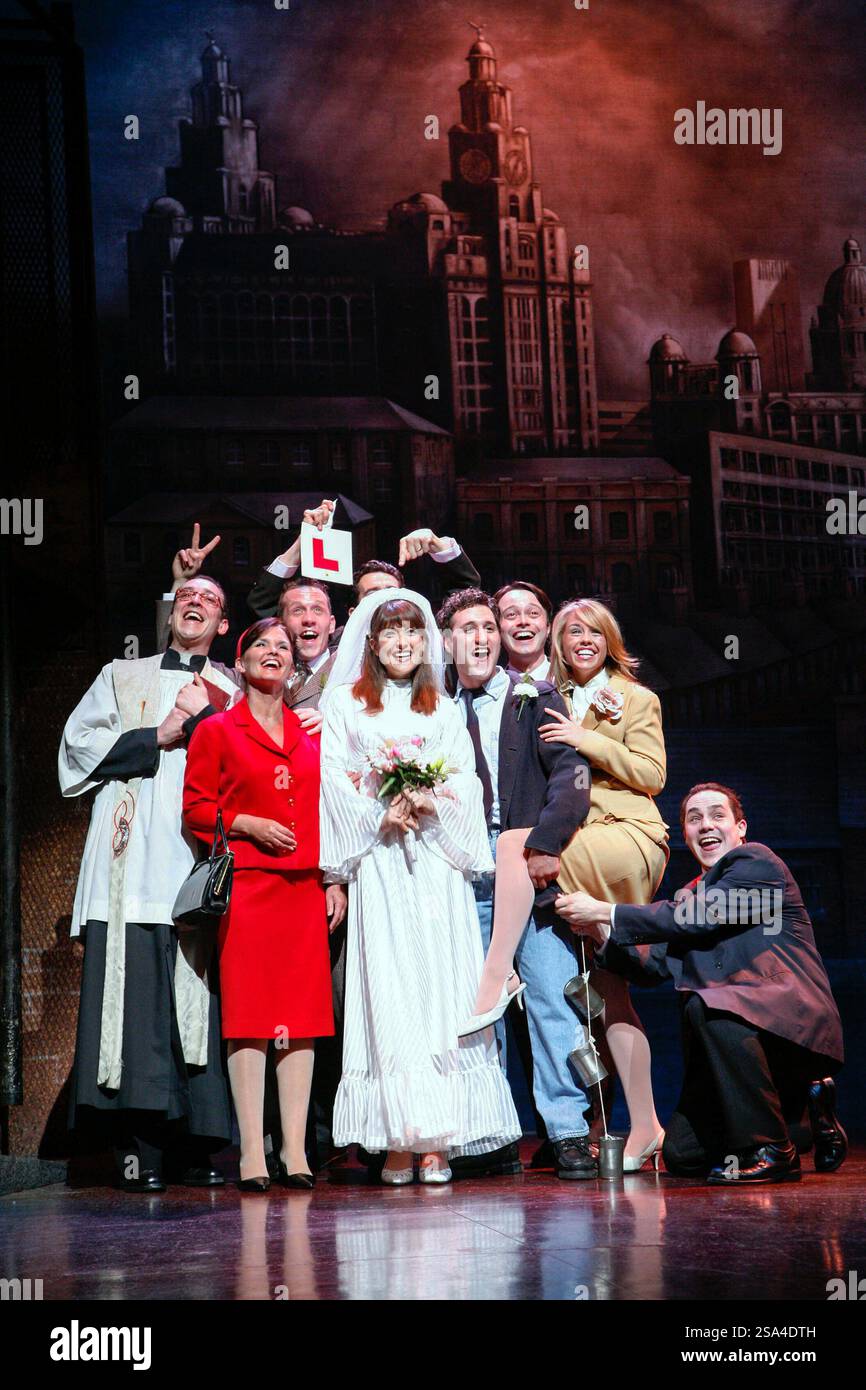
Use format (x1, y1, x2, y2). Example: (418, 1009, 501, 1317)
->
(462, 599, 669, 1171)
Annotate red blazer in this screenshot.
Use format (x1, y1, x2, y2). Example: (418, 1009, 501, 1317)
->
(183, 698, 321, 870)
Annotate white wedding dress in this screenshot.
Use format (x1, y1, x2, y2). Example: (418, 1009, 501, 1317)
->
(320, 679, 521, 1156)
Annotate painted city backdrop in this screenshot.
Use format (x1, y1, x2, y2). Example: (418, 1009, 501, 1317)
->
(2, 0, 865, 1158)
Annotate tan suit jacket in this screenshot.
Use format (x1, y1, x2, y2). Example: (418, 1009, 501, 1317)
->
(285, 650, 338, 712)
(565, 671, 669, 849)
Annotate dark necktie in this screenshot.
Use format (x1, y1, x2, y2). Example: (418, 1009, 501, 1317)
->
(288, 660, 312, 696)
(460, 687, 494, 823)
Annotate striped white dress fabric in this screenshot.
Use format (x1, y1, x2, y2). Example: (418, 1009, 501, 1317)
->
(320, 680, 521, 1156)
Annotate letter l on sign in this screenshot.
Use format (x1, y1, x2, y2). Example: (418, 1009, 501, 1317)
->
(312, 536, 339, 572)
(300, 520, 353, 585)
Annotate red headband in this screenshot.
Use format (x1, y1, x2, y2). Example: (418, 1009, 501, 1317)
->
(235, 620, 290, 661)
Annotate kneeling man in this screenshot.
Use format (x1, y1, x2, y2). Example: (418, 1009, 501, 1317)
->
(555, 782, 845, 1185)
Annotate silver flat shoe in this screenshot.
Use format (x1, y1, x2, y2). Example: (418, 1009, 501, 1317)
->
(381, 1164, 415, 1185)
(418, 1163, 452, 1185)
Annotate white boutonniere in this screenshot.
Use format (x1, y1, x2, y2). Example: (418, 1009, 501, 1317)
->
(513, 675, 539, 721)
(590, 686, 625, 722)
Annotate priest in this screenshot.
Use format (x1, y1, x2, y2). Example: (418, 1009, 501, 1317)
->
(60, 576, 237, 1192)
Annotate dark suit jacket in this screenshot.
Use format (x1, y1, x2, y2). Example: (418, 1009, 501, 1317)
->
(600, 841, 844, 1066)
(495, 678, 591, 858)
(246, 546, 482, 619)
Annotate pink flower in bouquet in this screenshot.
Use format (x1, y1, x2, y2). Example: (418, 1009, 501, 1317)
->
(369, 738, 451, 802)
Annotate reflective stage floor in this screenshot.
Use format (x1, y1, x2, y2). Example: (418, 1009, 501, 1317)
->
(2, 1142, 865, 1301)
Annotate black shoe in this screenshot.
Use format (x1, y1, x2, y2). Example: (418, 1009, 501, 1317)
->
(707, 1142, 801, 1186)
(552, 1136, 599, 1180)
(117, 1168, 166, 1194)
(450, 1142, 523, 1179)
(357, 1147, 387, 1179)
(808, 1079, 848, 1173)
(178, 1166, 225, 1188)
(237, 1176, 271, 1192)
(276, 1161, 315, 1190)
(529, 1139, 554, 1170)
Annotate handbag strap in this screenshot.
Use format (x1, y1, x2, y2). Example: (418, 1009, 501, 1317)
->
(212, 809, 230, 859)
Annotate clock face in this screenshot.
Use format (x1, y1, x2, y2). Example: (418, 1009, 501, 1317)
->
(504, 150, 528, 186)
(459, 148, 492, 185)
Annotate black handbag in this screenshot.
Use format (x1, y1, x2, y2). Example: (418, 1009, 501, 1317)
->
(173, 811, 234, 928)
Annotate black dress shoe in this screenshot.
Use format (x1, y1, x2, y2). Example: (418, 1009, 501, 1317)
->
(117, 1169, 166, 1194)
(237, 1176, 271, 1192)
(707, 1142, 801, 1186)
(276, 1161, 315, 1190)
(529, 1139, 554, 1170)
(178, 1166, 225, 1187)
(450, 1141, 523, 1179)
(808, 1078, 848, 1173)
(357, 1147, 387, 1178)
(552, 1137, 599, 1180)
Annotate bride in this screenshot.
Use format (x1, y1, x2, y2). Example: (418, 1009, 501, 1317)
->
(319, 588, 520, 1184)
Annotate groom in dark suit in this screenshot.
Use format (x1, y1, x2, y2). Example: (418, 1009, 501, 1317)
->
(438, 588, 596, 1180)
(557, 782, 846, 1185)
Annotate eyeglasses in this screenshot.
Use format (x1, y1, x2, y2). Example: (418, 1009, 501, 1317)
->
(175, 587, 224, 610)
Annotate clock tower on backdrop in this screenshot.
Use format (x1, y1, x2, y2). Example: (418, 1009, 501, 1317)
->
(415, 24, 600, 454)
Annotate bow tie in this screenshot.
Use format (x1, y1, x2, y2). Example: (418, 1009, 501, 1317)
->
(162, 649, 207, 673)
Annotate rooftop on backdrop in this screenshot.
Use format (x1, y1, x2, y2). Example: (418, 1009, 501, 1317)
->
(823, 238, 866, 313)
(466, 457, 682, 481)
(112, 396, 450, 435)
(106, 491, 374, 528)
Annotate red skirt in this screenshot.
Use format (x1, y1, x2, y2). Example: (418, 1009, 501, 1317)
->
(217, 867, 335, 1039)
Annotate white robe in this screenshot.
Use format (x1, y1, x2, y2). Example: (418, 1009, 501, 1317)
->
(319, 680, 521, 1156)
(59, 663, 211, 934)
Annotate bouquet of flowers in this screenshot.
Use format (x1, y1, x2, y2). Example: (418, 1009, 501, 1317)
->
(370, 736, 451, 802)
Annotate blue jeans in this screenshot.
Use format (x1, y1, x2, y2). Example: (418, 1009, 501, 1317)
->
(473, 831, 590, 1141)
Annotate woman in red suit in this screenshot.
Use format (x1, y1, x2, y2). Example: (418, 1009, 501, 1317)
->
(184, 618, 346, 1192)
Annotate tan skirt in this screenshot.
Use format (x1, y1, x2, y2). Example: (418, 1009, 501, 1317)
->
(557, 818, 669, 907)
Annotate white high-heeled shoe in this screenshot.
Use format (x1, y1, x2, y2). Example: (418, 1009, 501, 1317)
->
(457, 971, 526, 1038)
(622, 1130, 665, 1173)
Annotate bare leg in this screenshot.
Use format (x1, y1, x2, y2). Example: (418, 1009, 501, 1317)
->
(274, 1038, 315, 1176)
(473, 827, 535, 1014)
(383, 1150, 413, 1175)
(593, 968, 663, 1159)
(227, 1039, 269, 1180)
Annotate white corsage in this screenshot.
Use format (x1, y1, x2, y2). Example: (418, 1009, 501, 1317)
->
(590, 687, 625, 722)
(513, 676, 539, 721)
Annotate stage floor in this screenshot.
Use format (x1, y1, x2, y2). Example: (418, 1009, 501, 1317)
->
(2, 1142, 865, 1301)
